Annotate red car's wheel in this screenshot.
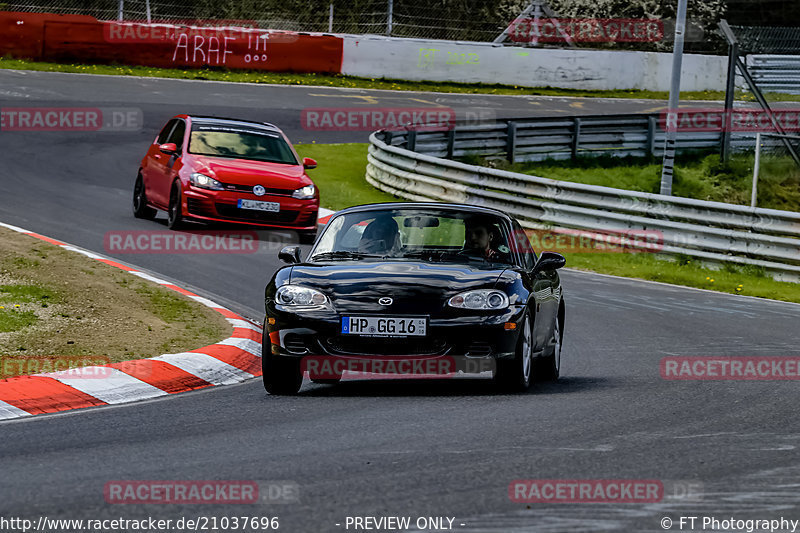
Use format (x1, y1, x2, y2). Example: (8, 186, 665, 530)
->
(167, 181, 184, 230)
(132, 173, 157, 220)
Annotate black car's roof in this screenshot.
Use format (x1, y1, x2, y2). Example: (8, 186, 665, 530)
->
(187, 116, 281, 133)
(332, 202, 515, 223)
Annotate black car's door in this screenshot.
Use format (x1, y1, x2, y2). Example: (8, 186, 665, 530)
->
(511, 221, 559, 353)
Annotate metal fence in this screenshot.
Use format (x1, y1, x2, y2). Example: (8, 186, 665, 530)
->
(0, 0, 723, 51)
(367, 122, 800, 282)
(384, 113, 759, 164)
(745, 55, 800, 95)
(0, 0, 523, 40)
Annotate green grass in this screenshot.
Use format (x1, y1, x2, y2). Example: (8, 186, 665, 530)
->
(564, 252, 800, 303)
(304, 142, 800, 303)
(0, 309, 38, 333)
(6, 56, 798, 101)
(295, 143, 396, 210)
(488, 152, 800, 211)
(134, 284, 197, 323)
(0, 284, 57, 305)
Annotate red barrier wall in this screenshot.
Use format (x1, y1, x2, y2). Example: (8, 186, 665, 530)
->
(0, 12, 343, 74)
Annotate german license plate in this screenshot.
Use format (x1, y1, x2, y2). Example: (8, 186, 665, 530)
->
(238, 199, 280, 212)
(341, 316, 427, 337)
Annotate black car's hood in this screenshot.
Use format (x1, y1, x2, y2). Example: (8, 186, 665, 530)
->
(289, 261, 509, 313)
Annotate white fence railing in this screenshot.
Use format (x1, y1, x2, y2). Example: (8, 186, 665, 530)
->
(366, 122, 800, 282)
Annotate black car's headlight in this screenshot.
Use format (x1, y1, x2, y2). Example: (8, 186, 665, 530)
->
(292, 184, 315, 199)
(190, 173, 224, 191)
(275, 285, 330, 309)
(448, 289, 509, 310)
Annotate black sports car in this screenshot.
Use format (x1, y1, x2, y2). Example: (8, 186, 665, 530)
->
(262, 202, 566, 394)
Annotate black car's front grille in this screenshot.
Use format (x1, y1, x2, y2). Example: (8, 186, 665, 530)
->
(214, 203, 299, 223)
(323, 336, 448, 356)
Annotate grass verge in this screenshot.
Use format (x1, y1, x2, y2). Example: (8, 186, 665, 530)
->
(295, 143, 396, 210)
(0, 227, 232, 379)
(5, 56, 800, 101)
(564, 253, 800, 304)
(480, 152, 800, 212)
(304, 142, 800, 303)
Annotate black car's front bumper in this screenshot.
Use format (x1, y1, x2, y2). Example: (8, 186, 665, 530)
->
(265, 303, 526, 362)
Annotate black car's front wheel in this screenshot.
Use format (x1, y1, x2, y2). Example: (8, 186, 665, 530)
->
(133, 173, 157, 220)
(495, 311, 533, 392)
(539, 312, 562, 381)
(261, 342, 303, 395)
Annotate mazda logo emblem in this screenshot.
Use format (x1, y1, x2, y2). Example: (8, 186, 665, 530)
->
(378, 297, 393, 306)
(253, 185, 266, 196)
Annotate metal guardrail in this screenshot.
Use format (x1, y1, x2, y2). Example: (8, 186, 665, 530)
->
(383, 113, 761, 163)
(366, 121, 800, 282)
(745, 55, 800, 95)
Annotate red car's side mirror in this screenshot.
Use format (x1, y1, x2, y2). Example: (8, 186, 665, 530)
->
(159, 143, 178, 154)
(302, 157, 317, 170)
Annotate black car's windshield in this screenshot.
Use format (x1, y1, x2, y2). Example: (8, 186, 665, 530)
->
(310, 208, 518, 266)
(188, 125, 298, 165)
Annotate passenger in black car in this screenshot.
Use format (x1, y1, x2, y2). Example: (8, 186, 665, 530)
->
(358, 216, 402, 255)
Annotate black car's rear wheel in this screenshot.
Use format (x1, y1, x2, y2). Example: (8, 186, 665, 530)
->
(494, 311, 533, 392)
(133, 173, 157, 220)
(167, 182, 184, 230)
(261, 336, 303, 395)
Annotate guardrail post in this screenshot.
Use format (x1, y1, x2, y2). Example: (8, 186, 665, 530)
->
(446, 128, 456, 159)
(407, 130, 417, 151)
(571, 118, 581, 160)
(507, 121, 517, 163)
(647, 116, 657, 157)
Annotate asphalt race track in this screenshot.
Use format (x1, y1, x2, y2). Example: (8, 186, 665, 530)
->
(1, 70, 800, 532)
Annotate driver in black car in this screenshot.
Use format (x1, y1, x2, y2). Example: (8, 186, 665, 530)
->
(464, 217, 505, 260)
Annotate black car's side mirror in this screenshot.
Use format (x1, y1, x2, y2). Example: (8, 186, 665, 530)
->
(533, 251, 566, 273)
(279, 245, 301, 264)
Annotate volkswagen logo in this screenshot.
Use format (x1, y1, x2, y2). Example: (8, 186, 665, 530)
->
(253, 185, 266, 196)
(378, 297, 393, 306)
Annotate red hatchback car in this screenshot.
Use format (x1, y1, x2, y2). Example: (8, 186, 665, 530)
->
(133, 115, 319, 241)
